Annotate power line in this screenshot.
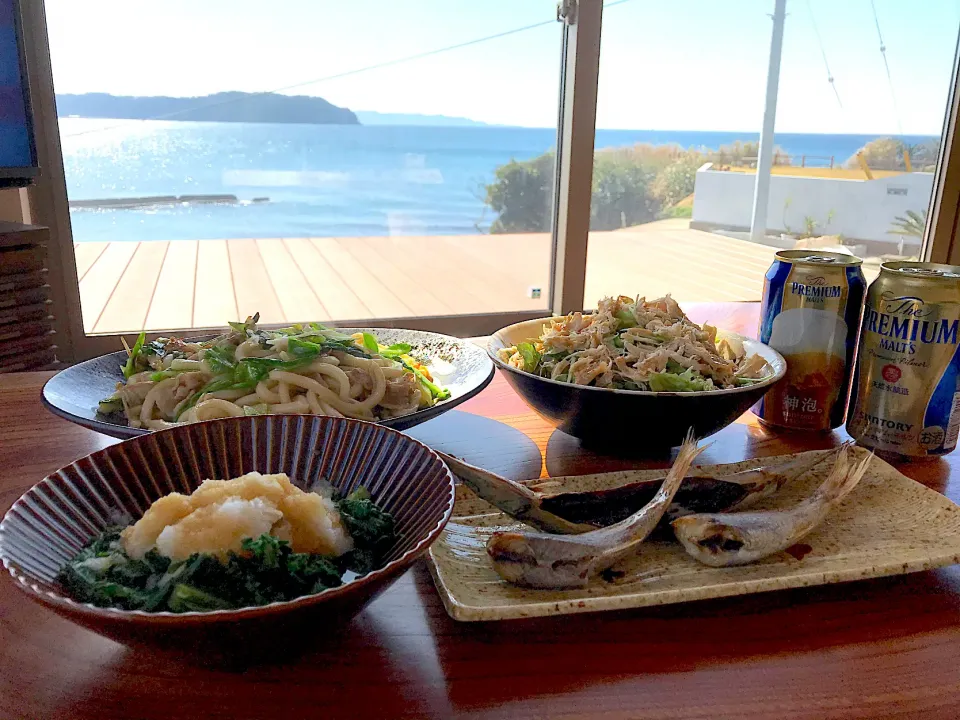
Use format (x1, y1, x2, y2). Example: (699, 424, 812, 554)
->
(63, 0, 636, 139)
(805, 0, 842, 108)
(870, 0, 904, 135)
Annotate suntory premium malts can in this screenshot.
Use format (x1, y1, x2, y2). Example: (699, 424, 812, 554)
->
(755, 250, 866, 431)
(846, 262, 960, 458)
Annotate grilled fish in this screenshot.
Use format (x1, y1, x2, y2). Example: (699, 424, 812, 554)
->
(672, 445, 872, 567)
(486, 432, 705, 589)
(438, 451, 818, 535)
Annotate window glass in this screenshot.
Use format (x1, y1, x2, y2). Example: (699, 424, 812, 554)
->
(45, 1, 561, 333)
(585, 0, 960, 307)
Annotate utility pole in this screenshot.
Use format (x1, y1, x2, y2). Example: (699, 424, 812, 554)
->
(750, 0, 787, 243)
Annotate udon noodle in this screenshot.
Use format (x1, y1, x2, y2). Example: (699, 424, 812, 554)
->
(100, 314, 450, 430)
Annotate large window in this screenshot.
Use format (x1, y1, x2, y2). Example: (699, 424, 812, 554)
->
(16, 0, 960, 360)
(584, 0, 960, 308)
(44, 0, 561, 334)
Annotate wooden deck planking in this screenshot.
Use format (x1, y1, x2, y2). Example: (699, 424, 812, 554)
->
(604, 226, 777, 272)
(283, 238, 371, 320)
(73, 242, 109, 281)
(226, 239, 285, 325)
(456, 234, 550, 287)
(310, 238, 411, 319)
(586, 256, 747, 305)
(661, 235, 776, 271)
(585, 236, 739, 302)
(81, 221, 792, 333)
(338, 238, 450, 317)
(480, 234, 552, 277)
(449, 234, 551, 309)
(78, 242, 139, 332)
(93, 242, 169, 333)
(586, 223, 777, 303)
(692, 237, 778, 268)
(255, 239, 328, 323)
(432, 237, 547, 312)
(614, 220, 777, 266)
(586, 234, 765, 301)
(657, 230, 777, 273)
(144, 241, 198, 332)
(193, 240, 239, 328)
(353, 236, 482, 314)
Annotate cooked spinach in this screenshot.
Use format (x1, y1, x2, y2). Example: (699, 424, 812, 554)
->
(336, 487, 398, 574)
(57, 490, 397, 612)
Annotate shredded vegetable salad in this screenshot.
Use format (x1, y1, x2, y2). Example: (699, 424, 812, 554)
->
(498, 295, 771, 392)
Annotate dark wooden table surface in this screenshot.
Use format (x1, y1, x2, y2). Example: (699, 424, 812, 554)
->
(4, 302, 960, 719)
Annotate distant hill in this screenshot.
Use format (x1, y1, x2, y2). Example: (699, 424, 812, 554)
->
(355, 111, 489, 127)
(55, 92, 359, 125)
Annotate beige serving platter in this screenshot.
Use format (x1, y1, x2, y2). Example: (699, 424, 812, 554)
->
(426, 447, 960, 621)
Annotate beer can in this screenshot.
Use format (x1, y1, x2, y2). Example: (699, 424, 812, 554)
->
(846, 262, 960, 459)
(755, 250, 866, 431)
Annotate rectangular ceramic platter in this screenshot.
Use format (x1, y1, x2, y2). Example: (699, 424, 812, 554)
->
(426, 448, 960, 621)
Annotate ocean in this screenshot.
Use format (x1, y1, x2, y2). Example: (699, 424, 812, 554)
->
(59, 118, 936, 243)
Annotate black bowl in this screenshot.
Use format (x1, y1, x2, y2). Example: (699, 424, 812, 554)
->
(489, 318, 786, 450)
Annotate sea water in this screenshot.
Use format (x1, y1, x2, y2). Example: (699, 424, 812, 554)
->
(59, 118, 936, 243)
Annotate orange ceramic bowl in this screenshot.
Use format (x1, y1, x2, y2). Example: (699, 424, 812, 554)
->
(0, 415, 455, 659)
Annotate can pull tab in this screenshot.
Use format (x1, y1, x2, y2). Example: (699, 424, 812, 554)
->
(801, 256, 839, 264)
(900, 267, 954, 278)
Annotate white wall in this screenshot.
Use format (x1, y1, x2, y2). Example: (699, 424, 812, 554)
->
(691, 164, 933, 244)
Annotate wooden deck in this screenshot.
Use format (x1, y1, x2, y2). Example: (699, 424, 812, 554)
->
(75, 219, 782, 334)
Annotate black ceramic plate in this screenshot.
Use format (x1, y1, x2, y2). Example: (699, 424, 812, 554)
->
(42, 328, 494, 439)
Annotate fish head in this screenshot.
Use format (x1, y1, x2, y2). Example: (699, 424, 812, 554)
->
(486, 532, 595, 589)
(671, 515, 749, 565)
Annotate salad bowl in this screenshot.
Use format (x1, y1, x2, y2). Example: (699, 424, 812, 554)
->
(489, 317, 786, 450)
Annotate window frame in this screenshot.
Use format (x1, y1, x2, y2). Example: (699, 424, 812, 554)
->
(926, 29, 960, 264)
(17, 0, 960, 362)
(550, 0, 601, 316)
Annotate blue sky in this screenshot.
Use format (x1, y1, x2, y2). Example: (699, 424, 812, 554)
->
(45, 0, 960, 134)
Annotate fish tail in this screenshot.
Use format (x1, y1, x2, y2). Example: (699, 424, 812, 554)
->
(769, 451, 834, 489)
(815, 445, 873, 505)
(664, 429, 708, 494)
(602, 429, 706, 553)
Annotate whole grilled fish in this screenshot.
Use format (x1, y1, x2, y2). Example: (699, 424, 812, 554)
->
(486, 432, 705, 589)
(438, 451, 818, 535)
(672, 445, 872, 567)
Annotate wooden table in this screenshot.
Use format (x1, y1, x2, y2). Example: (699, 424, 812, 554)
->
(4, 302, 960, 719)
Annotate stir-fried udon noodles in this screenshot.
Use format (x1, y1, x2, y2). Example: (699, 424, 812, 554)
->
(498, 294, 771, 392)
(100, 314, 450, 429)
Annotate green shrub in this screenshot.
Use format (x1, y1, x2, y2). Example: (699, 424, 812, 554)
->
(888, 209, 927, 237)
(709, 140, 757, 166)
(703, 140, 788, 167)
(482, 140, 793, 233)
(483, 143, 705, 233)
(651, 155, 701, 207)
(845, 138, 904, 170)
(659, 204, 693, 219)
(483, 152, 556, 233)
(845, 137, 940, 172)
(590, 150, 659, 229)
(909, 140, 940, 170)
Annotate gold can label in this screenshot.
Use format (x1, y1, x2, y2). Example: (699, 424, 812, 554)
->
(756, 251, 865, 430)
(846, 263, 960, 457)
